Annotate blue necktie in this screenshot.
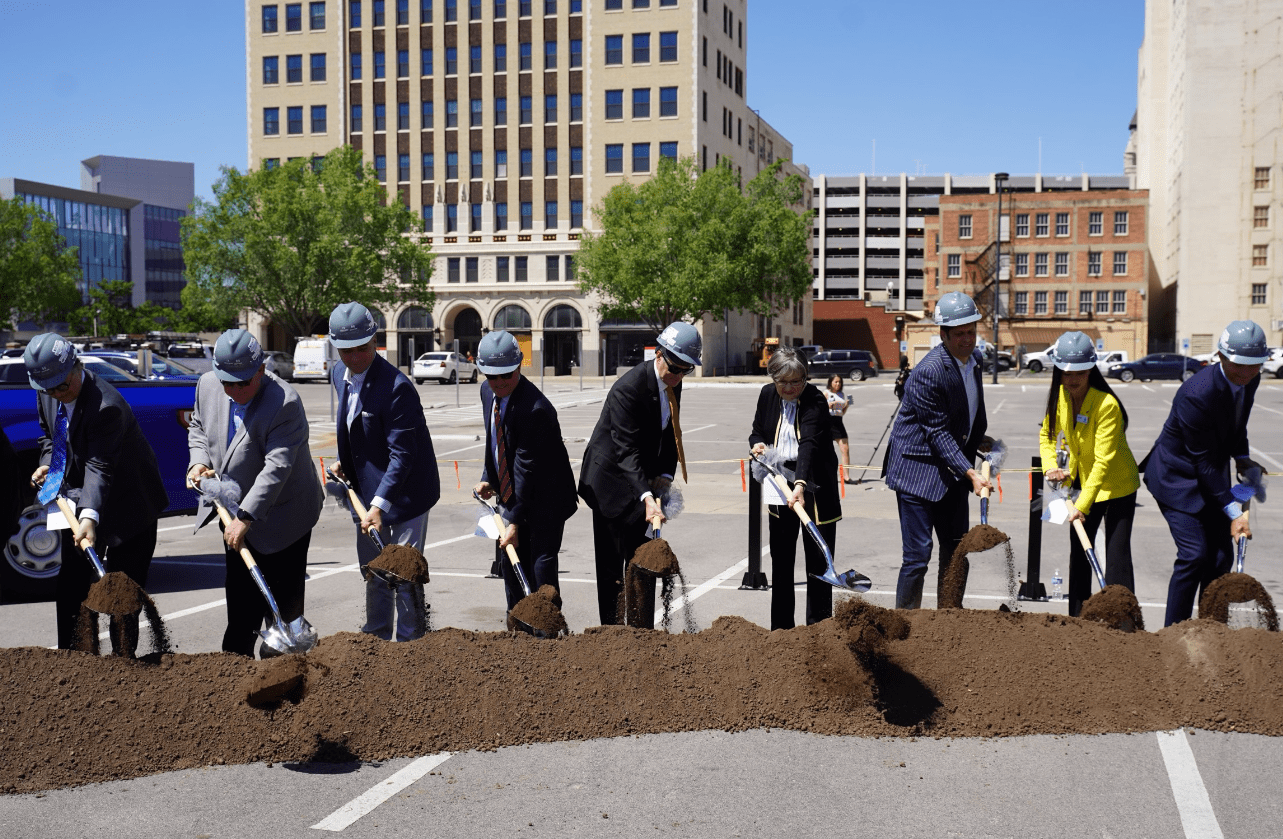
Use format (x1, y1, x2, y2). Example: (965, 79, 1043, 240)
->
(228, 402, 245, 448)
(38, 404, 68, 505)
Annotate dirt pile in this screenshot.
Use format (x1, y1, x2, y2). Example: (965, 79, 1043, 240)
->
(74, 573, 172, 659)
(618, 539, 697, 633)
(508, 585, 569, 636)
(1199, 573, 1279, 631)
(1080, 585, 1145, 632)
(369, 544, 430, 585)
(3, 609, 1283, 793)
(244, 655, 308, 706)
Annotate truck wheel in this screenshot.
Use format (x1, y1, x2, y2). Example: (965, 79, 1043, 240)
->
(1119, 370, 1135, 382)
(1028, 360, 1043, 373)
(2, 505, 61, 598)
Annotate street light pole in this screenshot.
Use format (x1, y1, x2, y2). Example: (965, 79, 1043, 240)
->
(992, 172, 1009, 385)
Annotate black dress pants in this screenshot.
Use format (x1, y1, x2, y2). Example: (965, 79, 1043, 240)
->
(591, 508, 656, 627)
(56, 521, 158, 650)
(767, 507, 835, 630)
(222, 528, 312, 657)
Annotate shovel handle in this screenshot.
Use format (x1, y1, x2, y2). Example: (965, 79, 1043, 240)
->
(1236, 508, 1249, 573)
(771, 474, 813, 526)
(491, 512, 520, 565)
(980, 460, 992, 500)
(211, 498, 261, 571)
(651, 514, 663, 539)
(1071, 518, 1093, 551)
(54, 496, 106, 579)
(341, 483, 388, 551)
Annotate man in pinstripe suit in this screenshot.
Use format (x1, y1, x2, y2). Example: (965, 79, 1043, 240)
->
(885, 292, 992, 609)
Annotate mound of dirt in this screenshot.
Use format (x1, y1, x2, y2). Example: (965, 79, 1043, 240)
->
(1080, 585, 1145, 632)
(369, 544, 430, 584)
(1199, 573, 1279, 631)
(83, 572, 146, 616)
(4, 611, 1283, 793)
(244, 655, 308, 706)
(632, 538, 680, 575)
(508, 585, 569, 636)
(957, 524, 1009, 555)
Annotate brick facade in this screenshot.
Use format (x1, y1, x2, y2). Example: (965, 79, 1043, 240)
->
(812, 299, 902, 370)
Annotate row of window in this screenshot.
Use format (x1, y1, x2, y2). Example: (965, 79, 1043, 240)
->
(604, 32, 679, 65)
(445, 254, 578, 284)
(263, 106, 328, 135)
(713, 48, 742, 97)
(1011, 289, 1131, 317)
(421, 201, 585, 232)
(262, 2, 327, 33)
(946, 251, 1131, 278)
(605, 87, 678, 119)
(352, 40, 584, 79)
(348, 91, 593, 130)
(262, 53, 327, 84)
(348, 0, 681, 28)
(958, 211, 1131, 239)
(366, 140, 677, 183)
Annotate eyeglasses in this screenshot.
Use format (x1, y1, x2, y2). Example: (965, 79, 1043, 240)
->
(662, 355, 694, 375)
(485, 370, 517, 381)
(773, 378, 806, 388)
(221, 377, 256, 389)
(42, 380, 73, 396)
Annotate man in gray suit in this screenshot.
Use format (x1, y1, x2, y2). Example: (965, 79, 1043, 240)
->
(187, 329, 324, 656)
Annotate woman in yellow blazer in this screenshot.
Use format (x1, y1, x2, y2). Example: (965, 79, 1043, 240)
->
(1039, 331, 1141, 617)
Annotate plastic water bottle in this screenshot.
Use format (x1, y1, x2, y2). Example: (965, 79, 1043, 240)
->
(1051, 568, 1063, 600)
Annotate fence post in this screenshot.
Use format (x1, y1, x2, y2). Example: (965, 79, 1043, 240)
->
(1018, 455, 1048, 601)
(740, 473, 769, 589)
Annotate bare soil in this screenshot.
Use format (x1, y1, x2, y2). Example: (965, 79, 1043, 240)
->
(940, 525, 1017, 610)
(244, 654, 308, 706)
(1080, 585, 1146, 633)
(369, 544, 430, 585)
(508, 585, 569, 636)
(1199, 573, 1280, 631)
(4, 606, 1283, 794)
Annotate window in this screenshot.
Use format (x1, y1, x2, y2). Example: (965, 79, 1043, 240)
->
(660, 0, 675, 4)
(946, 254, 960, 277)
(1034, 291, 1047, 315)
(546, 202, 558, 229)
(421, 99, 434, 126)
(1033, 252, 1047, 276)
(312, 105, 328, 132)
(605, 34, 623, 64)
(633, 88, 650, 118)
(516, 256, 528, 282)
(605, 0, 621, 7)
(1253, 244, 1268, 266)
(1014, 291, 1028, 315)
(570, 0, 581, 10)
(519, 0, 531, 13)
(659, 86, 677, 117)
(471, 150, 483, 178)
(1255, 206, 1269, 228)
(447, 257, 460, 281)
(494, 0, 505, 14)
(633, 142, 650, 172)
(634, 0, 649, 6)
(958, 214, 972, 239)
(263, 158, 280, 170)
(1255, 167, 1271, 190)
(1035, 213, 1049, 237)
(571, 200, 583, 228)
(655, 30, 678, 63)
(422, 152, 434, 178)
(446, 47, 457, 74)
(520, 202, 532, 229)
(495, 149, 507, 177)
(263, 56, 279, 84)
(351, 104, 363, 131)
(470, 45, 482, 73)
(471, 0, 482, 18)
(605, 143, 623, 174)
(373, 103, 386, 129)
(519, 41, 532, 70)
(702, 90, 706, 121)
(569, 93, 582, 121)
(446, 151, 458, 179)
(1112, 251, 1127, 275)
(520, 147, 532, 177)
(1114, 211, 1129, 235)
(351, 53, 362, 79)
(520, 95, 532, 124)
(1079, 291, 1092, 314)
(374, 154, 387, 181)
(1112, 290, 1126, 314)
(286, 3, 302, 30)
(262, 5, 278, 32)
(570, 146, 582, 175)
(396, 0, 408, 22)
(397, 153, 410, 181)
(398, 101, 410, 129)
(633, 32, 650, 62)
(287, 106, 303, 134)
(1088, 211, 1102, 236)
(1014, 252, 1028, 276)
(1095, 290, 1109, 314)
(446, 99, 457, 127)
(545, 41, 557, 69)
(1054, 252, 1068, 276)
(286, 54, 303, 82)
(1055, 212, 1069, 236)
(570, 38, 582, 67)
(445, 0, 457, 18)
(494, 44, 506, 72)
(311, 0, 326, 27)
(605, 89, 622, 119)
(467, 255, 479, 280)
(351, 0, 361, 24)
(446, 204, 458, 232)
(418, 48, 433, 76)
(1015, 213, 1029, 237)
(544, 0, 555, 12)
(470, 98, 483, 126)
(373, 0, 385, 24)
(494, 97, 507, 124)
(421, 0, 431, 20)
(495, 203, 508, 231)
(263, 107, 280, 135)
(1054, 290, 1068, 315)
(374, 50, 385, 77)
(659, 141, 677, 161)
(1251, 282, 1267, 305)
(496, 255, 509, 281)
(1088, 251, 1101, 276)
(545, 147, 557, 176)
(545, 94, 557, 122)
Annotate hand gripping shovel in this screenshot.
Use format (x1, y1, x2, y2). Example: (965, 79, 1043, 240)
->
(198, 476, 317, 655)
(472, 491, 563, 638)
(54, 496, 107, 580)
(749, 452, 871, 593)
(1071, 519, 1108, 591)
(325, 467, 426, 588)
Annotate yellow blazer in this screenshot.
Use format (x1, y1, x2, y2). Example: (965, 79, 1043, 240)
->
(1038, 386, 1140, 514)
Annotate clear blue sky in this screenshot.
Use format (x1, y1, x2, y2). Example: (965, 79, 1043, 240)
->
(1, 0, 1143, 201)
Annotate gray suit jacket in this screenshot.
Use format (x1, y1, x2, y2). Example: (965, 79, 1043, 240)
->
(187, 370, 323, 554)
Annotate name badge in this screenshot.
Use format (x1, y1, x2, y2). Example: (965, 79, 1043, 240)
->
(1076, 413, 1089, 425)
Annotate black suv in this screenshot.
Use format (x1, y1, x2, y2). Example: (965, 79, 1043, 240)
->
(807, 350, 879, 382)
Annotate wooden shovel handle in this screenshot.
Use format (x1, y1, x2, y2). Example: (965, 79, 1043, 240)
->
(491, 511, 520, 565)
(980, 460, 992, 500)
(207, 487, 261, 571)
(54, 496, 83, 541)
(771, 474, 814, 526)
(1071, 518, 1094, 551)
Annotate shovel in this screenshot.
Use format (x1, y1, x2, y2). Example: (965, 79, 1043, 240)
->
(54, 496, 107, 580)
(749, 452, 871, 593)
(198, 476, 317, 656)
(472, 490, 560, 638)
(1071, 519, 1108, 591)
(325, 467, 423, 588)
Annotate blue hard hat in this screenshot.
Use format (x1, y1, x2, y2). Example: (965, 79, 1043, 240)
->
(656, 321, 702, 367)
(213, 329, 265, 382)
(329, 302, 379, 349)
(1048, 332, 1098, 372)
(933, 292, 981, 327)
(476, 330, 523, 375)
(1217, 320, 1269, 365)
(24, 333, 78, 391)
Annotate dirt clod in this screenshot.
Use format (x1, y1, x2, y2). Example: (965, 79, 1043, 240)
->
(508, 585, 569, 636)
(83, 572, 146, 616)
(1080, 585, 1145, 632)
(631, 539, 679, 575)
(1199, 573, 1279, 631)
(369, 544, 430, 585)
(244, 655, 308, 706)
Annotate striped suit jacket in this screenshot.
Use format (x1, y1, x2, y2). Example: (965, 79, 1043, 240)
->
(885, 343, 987, 502)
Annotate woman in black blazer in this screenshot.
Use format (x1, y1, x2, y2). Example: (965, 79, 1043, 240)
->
(749, 348, 842, 629)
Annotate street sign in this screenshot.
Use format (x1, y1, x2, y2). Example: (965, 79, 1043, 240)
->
(1181, 338, 1190, 354)
(899, 340, 908, 354)
(1096, 338, 1105, 351)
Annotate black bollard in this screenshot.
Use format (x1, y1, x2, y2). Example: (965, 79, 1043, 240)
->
(1018, 455, 1049, 601)
(740, 470, 769, 590)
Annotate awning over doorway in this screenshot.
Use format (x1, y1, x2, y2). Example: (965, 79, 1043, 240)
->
(1010, 325, 1101, 349)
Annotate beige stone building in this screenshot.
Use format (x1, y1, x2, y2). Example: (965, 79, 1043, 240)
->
(1131, 0, 1283, 353)
(245, 0, 809, 374)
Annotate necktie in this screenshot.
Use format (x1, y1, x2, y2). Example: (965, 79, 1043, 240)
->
(494, 398, 513, 504)
(1234, 388, 1245, 428)
(38, 403, 68, 505)
(228, 403, 245, 448)
(666, 385, 687, 484)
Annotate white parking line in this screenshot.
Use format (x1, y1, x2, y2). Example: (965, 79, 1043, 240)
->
(311, 752, 454, 832)
(1156, 729, 1224, 839)
(656, 557, 749, 625)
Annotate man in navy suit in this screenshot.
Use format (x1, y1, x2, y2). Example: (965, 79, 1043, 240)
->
(472, 331, 578, 612)
(328, 302, 439, 640)
(885, 293, 992, 609)
(1141, 320, 1267, 626)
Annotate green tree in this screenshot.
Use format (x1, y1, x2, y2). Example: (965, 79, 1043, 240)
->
(574, 157, 813, 330)
(66, 280, 169, 336)
(168, 277, 239, 334)
(181, 146, 434, 341)
(0, 196, 82, 329)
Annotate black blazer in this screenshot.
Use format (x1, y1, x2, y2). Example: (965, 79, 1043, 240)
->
(749, 382, 841, 523)
(481, 375, 579, 526)
(37, 369, 167, 546)
(578, 360, 679, 523)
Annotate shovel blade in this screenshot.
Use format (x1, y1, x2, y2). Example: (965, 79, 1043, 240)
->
(260, 615, 318, 656)
(810, 569, 873, 593)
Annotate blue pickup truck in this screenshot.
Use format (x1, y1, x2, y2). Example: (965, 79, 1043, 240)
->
(0, 360, 199, 597)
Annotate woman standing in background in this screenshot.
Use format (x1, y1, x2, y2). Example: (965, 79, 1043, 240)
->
(825, 374, 852, 483)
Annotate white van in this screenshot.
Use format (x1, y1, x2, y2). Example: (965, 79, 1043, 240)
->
(292, 337, 338, 382)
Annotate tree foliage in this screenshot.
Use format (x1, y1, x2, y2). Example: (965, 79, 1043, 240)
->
(574, 157, 813, 331)
(168, 277, 240, 334)
(0, 196, 82, 329)
(181, 146, 434, 341)
(65, 280, 169, 336)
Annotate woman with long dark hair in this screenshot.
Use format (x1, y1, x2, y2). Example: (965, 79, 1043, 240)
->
(825, 374, 852, 482)
(1039, 332, 1140, 617)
